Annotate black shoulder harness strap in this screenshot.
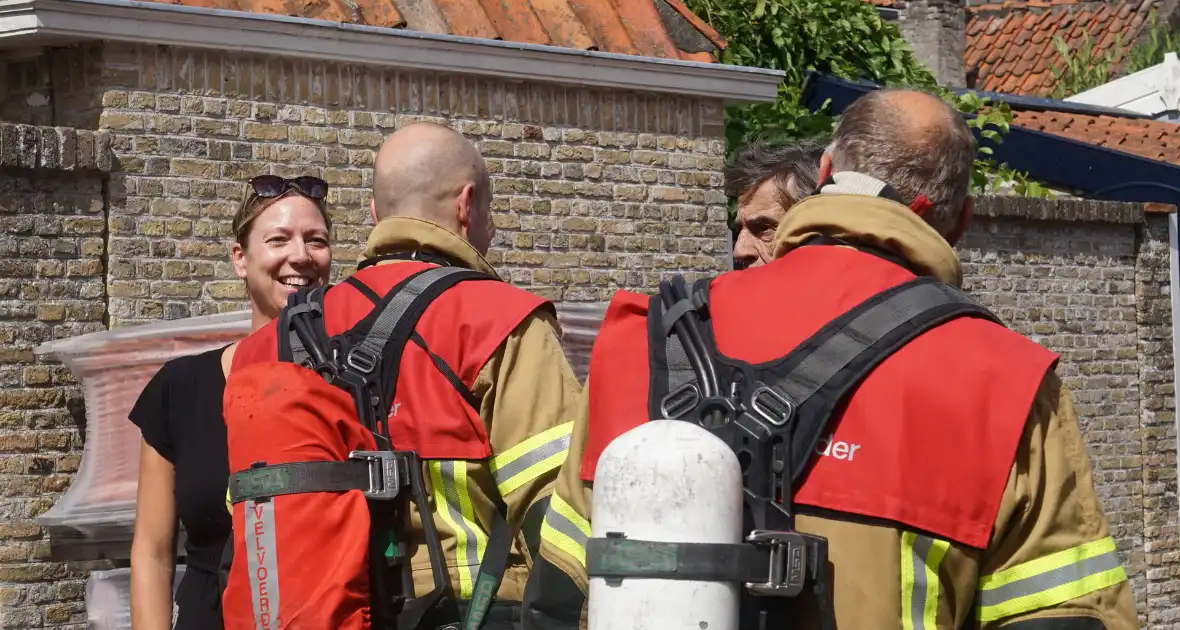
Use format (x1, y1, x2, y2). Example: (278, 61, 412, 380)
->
(649, 273, 1001, 489)
(235, 264, 519, 630)
(587, 265, 1003, 627)
(233, 265, 492, 505)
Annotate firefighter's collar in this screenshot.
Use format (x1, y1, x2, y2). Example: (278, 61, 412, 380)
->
(361, 216, 502, 279)
(771, 173, 964, 288)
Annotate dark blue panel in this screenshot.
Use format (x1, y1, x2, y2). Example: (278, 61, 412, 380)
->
(799, 72, 1180, 206)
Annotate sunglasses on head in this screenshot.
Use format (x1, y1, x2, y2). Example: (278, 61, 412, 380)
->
(248, 175, 329, 200)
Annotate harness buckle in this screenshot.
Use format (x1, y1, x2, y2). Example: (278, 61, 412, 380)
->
(349, 450, 406, 500)
(345, 347, 379, 374)
(749, 385, 795, 427)
(745, 529, 808, 597)
(660, 382, 701, 419)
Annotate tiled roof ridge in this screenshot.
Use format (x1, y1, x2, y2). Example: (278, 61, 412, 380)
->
(965, 0, 1158, 94)
(137, 0, 726, 62)
(1011, 109, 1180, 165)
(969, 0, 1119, 14)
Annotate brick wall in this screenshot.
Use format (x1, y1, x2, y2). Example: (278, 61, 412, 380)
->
(895, 0, 969, 88)
(2, 40, 1180, 628)
(1136, 213, 1180, 626)
(960, 197, 1179, 626)
(60, 42, 732, 325)
(0, 124, 112, 628)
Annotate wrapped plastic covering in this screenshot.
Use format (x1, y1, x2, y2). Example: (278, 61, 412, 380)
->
(33, 311, 254, 558)
(554, 301, 608, 381)
(86, 565, 187, 630)
(34, 301, 609, 559)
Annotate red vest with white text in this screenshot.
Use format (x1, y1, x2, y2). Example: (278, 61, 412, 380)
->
(581, 244, 1058, 549)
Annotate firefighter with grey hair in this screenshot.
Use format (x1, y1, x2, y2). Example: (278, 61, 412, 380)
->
(726, 138, 826, 269)
(522, 88, 1139, 630)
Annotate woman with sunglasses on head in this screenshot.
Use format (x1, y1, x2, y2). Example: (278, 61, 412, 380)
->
(128, 174, 333, 630)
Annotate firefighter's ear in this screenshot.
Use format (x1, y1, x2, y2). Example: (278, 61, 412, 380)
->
(369, 198, 378, 225)
(818, 152, 834, 185)
(231, 241, 248, 280)
(455, 182, 476, 238)
(945, 196, 973, 247)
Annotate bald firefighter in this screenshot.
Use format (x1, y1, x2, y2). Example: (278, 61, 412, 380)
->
(229, 122, 581, 629)
(521, 90, 1140, 630)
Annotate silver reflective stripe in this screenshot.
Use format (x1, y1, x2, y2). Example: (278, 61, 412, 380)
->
(434, 460, 483, 597)
(978, 549, 1123, 608)
(902, 532, 950, 630)
(244, 500, 280, 630)
(491, 431, 571, 491)
(545, 502, 589, 547)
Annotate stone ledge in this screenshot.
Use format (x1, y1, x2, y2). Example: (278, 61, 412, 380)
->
(975, 195, 1145, 224)
(0, 123, 112, 172)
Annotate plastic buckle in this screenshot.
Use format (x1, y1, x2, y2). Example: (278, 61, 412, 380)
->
(349, 450, 403, 500)
(745, 529, 808, 597)
(660, 382, 701, 419)
(345, 347, 378, 374)
(750, 386, 795, 427)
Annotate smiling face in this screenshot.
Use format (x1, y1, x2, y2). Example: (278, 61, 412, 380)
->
(231, 194, 332, 326)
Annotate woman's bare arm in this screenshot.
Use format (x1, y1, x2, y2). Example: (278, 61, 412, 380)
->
(130, 438, 179, 630)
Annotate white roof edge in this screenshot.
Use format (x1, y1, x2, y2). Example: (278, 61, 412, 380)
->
(0, 0, 784, 104)
(1067, 53, 1180, 116)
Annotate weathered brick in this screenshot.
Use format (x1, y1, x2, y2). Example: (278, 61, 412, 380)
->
(12, 41, 1180, 626)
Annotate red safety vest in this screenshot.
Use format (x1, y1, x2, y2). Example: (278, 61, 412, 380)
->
(581, 244, 1059, 549)
(232, 260, 550, 460)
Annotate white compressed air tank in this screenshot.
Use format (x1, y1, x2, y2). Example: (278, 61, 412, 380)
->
(588, 419, 744, 630)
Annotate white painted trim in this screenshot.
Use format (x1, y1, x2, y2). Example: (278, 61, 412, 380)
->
(1068, 52, 1180, 117)
(0, 0, 783, 104)
(1169, 213, 1180, 530)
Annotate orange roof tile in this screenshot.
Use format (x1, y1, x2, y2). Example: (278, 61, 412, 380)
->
(965, 0, 1155, 96)
(1011, 110, 1180, 164)
(146, 0, 725, 61)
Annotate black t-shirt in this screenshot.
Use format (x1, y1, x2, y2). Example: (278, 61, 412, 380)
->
(129, 345, 231, 630)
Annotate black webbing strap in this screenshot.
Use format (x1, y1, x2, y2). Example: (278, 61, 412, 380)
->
(343, 272, 481, 411)
(766, 275, 1000, 483)
(649, 273, 1001, 485)
(462, 498, 514, 629)
(343, 266, 518, 628)
(346, 266, 489, 375)
(344, 266, 494, 423)
(228, 460, 371, 504)
(343, 274, 382, 303)
(649, 277, 713, 421)
(278, 286, 329, 366)
(586, 536, 799, 585)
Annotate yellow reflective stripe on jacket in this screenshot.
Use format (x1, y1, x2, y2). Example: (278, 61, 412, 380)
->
(977, 536, 1127, 622)
(428, 460, 487, 599)
(490, 421, 573, 496)
(540, 492, 591, 569)
(901, 532, 951, 630)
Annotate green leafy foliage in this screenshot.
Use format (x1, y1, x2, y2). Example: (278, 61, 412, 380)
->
(685, 0, 1052, 198)
(1122, 11, 1180, 74)
(1048, 32, 1121, 99)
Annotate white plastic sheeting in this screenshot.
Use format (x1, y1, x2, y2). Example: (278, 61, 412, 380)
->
(86, 566, 187, 629)
(33, 302, 608, 541)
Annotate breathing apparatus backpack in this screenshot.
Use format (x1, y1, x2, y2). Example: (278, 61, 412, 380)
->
(584, 239, 1004, 630)
(220, 265, 517, 630)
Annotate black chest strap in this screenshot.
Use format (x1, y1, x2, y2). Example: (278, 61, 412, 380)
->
(607, 262, 1002, 628)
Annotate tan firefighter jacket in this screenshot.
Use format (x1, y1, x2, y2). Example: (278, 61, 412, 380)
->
(523, 194, 1139, 630)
